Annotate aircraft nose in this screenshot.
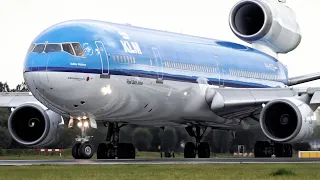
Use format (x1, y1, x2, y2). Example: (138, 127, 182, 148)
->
(24, 53, 50, 88)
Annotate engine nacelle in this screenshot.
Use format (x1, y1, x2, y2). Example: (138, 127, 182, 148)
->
(8, 102, 64, 147)
(229, 0, 301, 56)
(260, 98, 317, 143)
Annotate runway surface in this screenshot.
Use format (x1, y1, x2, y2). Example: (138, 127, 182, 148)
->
(1, 158, 320, 166)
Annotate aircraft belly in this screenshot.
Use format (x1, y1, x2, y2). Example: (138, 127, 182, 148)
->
(94, 75, 184, 122)
(35, 72, 245, 130)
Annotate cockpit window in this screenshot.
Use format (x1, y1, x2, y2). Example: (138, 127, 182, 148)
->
(27, 44, 35, 53)
(30, 42, 85, 57)
(72, 43, 85, 57)
(44, 44, 62, 53)
(33, 44, 45, 53)
(62, 43, 75, 55)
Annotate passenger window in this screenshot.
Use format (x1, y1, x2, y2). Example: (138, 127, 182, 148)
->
(112, 55, 116, 62)
(45, 44, 62, 53)
(33, 44, 45, 53)
(62, 43, 75, 55)
(72, 43, 85, 57)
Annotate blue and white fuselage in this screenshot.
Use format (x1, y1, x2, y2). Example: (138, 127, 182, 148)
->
(23, 20, 289, 129)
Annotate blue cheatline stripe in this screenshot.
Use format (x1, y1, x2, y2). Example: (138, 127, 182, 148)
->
(24, 66, 271, 88)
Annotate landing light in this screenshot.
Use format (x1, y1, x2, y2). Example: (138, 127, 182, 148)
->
(83, 121, 89, 128)
(83, 116, 87, 119)
(184, 92, 188, 96)
(101, 85, 112, 95)
(77, 117, 81, 120)
(77, 121, 82, 128)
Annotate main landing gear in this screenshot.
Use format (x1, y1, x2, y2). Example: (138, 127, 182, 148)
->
(254, 141, 293, 158)
(184, 126, 210, 158)
(96, 122, 136, 159)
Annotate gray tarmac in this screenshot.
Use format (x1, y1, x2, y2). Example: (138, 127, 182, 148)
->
(1, 158, 320, 166)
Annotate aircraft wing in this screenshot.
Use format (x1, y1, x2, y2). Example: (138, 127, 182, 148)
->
(0, 92, 38, 108)
(205, 87, 320, 120)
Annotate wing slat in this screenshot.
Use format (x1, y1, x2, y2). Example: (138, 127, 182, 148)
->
(206, 87, 299, 112)
(0, 92, 37, 107)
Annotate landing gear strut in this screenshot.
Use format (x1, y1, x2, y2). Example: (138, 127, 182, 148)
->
(71, 119, 94, 159)
(96, 122, 136, 159)
(184, 126, 210, 158)
(254, 141, 293, 158)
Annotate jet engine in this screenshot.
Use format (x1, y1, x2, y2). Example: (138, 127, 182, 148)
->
(8, 102, 64, 147)
(260, 98, 317, 143)
(229, 0, 301, 54)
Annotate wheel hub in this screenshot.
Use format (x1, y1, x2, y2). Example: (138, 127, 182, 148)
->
(85, 146, 92, 155)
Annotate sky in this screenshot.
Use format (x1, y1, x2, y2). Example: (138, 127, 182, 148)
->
(0, 0, 319, 88)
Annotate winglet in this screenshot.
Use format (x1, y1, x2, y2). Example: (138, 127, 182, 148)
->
(288, 72, 320, 86)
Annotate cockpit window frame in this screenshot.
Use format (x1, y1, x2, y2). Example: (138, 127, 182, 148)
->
(32, 44, 46, 53)
(44, 43, 62, 53)
(71, 43, 86, 57)
(29, 42, 86, 58)
(62, 43, 75, 56)
(27, 43, 36, 54)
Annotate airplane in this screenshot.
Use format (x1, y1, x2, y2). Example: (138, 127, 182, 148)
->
(1, 0, 320, 159)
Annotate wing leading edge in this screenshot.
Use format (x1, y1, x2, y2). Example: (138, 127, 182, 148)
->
(0, 92, 38, 108)
(205, 86, 320, 120)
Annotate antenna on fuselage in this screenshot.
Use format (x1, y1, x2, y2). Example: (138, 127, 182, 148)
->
(278, 0, 286, 3)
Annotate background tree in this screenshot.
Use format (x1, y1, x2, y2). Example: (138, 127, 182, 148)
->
(0, 126, 12, 148)
(132, 127, 153, 151)
(159, 127, 177, 151)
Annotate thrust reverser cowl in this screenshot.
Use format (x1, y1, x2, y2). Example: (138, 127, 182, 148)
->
(229, 0, 301, 57)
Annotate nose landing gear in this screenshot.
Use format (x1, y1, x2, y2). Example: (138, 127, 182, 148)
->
(71, 118, 94, 159)
(72, 142, 94, 159)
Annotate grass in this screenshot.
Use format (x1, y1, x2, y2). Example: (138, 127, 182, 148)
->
(0, 164, 319, 180)
(270, 168, 296, 177)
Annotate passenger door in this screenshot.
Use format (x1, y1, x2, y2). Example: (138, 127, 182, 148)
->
(95, 41, 109, 75)
(151, 46, 163, 83)
(213, 54, 226, 87)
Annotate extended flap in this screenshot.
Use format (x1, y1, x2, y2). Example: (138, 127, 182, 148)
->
(310, 91, 320, 104)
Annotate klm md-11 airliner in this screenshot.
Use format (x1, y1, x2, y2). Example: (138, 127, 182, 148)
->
(1, 0, 320, 159)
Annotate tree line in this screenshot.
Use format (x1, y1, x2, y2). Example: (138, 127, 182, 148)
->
(0, 81, 315, 153)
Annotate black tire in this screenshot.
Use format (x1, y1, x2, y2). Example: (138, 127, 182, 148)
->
(184, 142, 196, 158)
(72, 143, 81, 159)
(105, 143, 116, 159)
(117, 143, 128, 159)
(79, 142, 94, 159)
(254, 141, 264, 158)
(275, 143, 285, 157)
(97, 143, 108, 159)
(285, 144, 293, 157)
(198, 142, 210, 158)
(127, 143, 136, 159)
(117, 143, 136, 159)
